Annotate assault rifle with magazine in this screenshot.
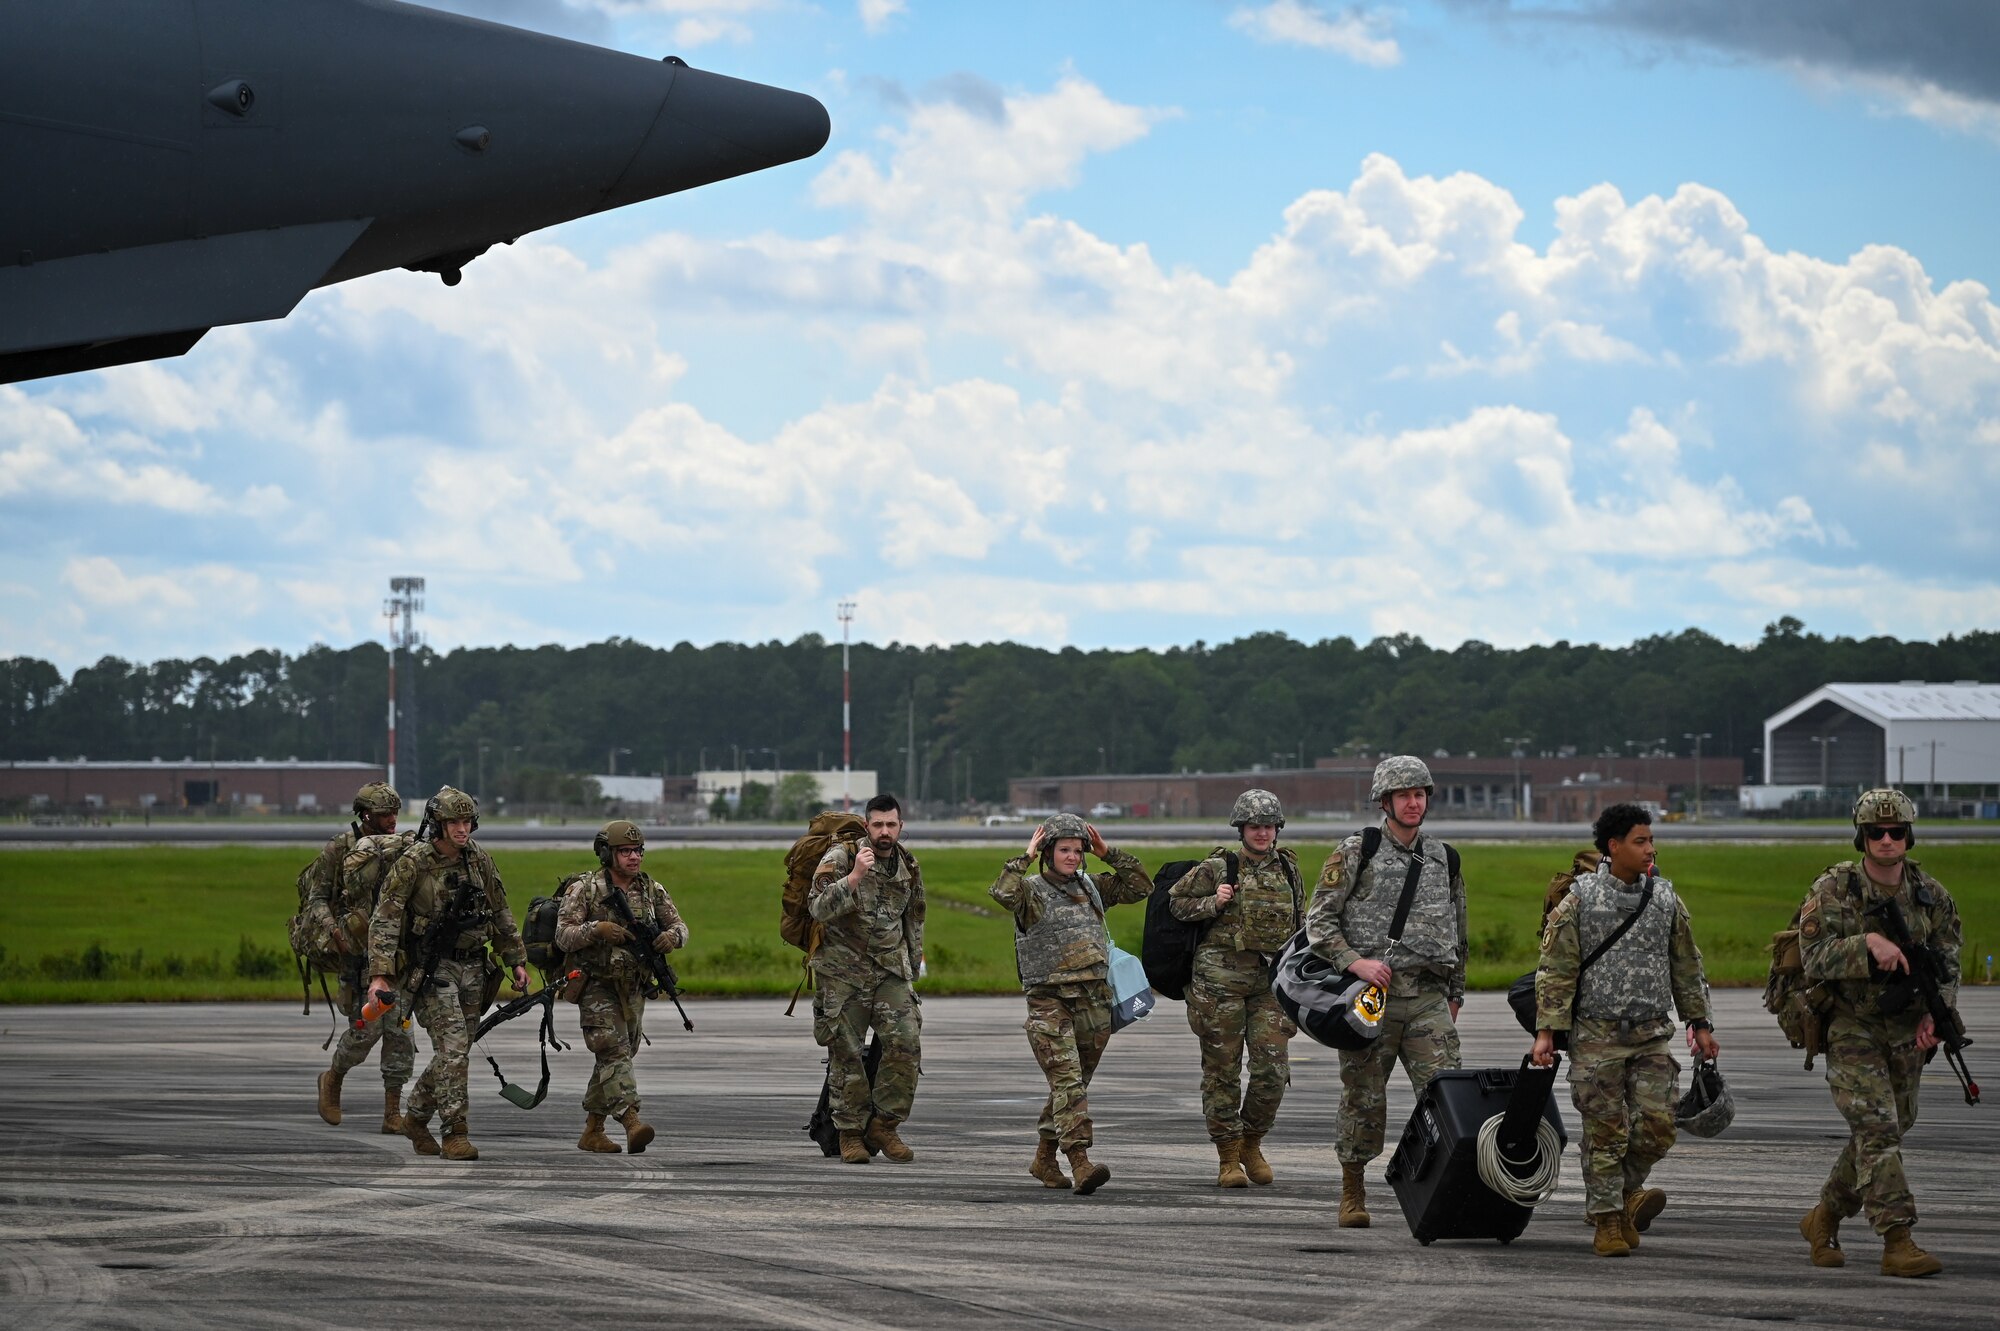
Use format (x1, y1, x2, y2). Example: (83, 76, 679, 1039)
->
(603, 882, 695, 1033)
(1867, 894, 1979, 1106)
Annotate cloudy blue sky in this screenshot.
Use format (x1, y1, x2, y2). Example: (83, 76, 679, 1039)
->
(6, 0, 2000, 670)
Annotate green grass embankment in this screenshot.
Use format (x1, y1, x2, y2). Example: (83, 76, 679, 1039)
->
(0, 841, 1993, 1002)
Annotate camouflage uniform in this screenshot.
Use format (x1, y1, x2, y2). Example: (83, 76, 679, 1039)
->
(554, 867, 688, 1118)
(1168, 846, 1304, 1143)
(1536, 864, 1710, 1216)
(989, 846, 1151, 1149)
(1307, 826, 1466, 1164)
(325, 831, 417, 1086)
(367, 838, 525, 1130)
(809, 840, 925, 1132)
(1800, 859, 1961, 1236)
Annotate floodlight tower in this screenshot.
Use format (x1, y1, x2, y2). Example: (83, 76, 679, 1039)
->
(838, 600, 856, 813)
(385, 577, 426, 799)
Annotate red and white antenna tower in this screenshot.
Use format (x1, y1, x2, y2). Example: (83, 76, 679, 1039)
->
(838, 600, 855, 812)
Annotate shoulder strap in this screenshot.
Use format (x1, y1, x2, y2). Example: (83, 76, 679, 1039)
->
(1444, 843, 1460, 880)
(1385, 846, 1427, 945)
(1578, 876, 1655, 976)
(1356, 826, 1382, 877)
(1221, 850, 1240, 884)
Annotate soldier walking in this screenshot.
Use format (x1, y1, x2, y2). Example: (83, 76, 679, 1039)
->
(1531, 803, 1716, 1257)
(365, 787, 527, 1161)
(809, 793, 925, 1164)
(1307, 756, 1466, 1226)
(1168, 789, 1303, 1188)
(989, 815, 1152, 1194)
(555, 820, 688, 1155)
(310, 782, 417, 1132)
(1797, 789, 1963, 1277)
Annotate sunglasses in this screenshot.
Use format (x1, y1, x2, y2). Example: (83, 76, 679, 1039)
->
(1864, 824, 1910, 843)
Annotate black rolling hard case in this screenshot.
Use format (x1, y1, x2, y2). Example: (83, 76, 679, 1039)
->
(1384, 1059, 1567, 1245)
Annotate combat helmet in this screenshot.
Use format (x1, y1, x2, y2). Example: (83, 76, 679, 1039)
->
(594, 818, 645, 866)
(1370, 755, 1434, 802)
(1852, 787, 1918, 851)
(1270, 931, 1385, 1051)
(1037, 812, 1091, 874)
(425, 785, 479, 834)
(1675, 1057, 1735, 1139)
(351, 781, 401, 816)
(1230, 788, 1285, 829)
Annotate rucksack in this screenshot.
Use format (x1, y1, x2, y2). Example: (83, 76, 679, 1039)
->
(286, 851, 344, 976)
(524, 872, 589, 979)
(1540, 849, 1600, 930)
(1142, 853, 1228, 1001)
(1765, 866, 1844, 1069)
(780, 810, 866, 954)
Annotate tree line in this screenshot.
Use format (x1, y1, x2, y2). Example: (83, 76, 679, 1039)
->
(3, 618, 1997, 804)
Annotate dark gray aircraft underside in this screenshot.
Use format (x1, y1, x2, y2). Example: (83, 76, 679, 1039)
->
(0, 0, 830, 384)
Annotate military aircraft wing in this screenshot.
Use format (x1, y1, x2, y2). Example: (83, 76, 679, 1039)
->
(0, 0, 832, 385)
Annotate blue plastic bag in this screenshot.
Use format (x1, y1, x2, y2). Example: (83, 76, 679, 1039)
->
(1108, 941, 1156, 1031)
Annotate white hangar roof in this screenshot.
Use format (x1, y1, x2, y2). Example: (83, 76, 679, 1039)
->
(1766, 682, 2000, 730)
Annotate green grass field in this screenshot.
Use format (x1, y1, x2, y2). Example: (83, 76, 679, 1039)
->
(0, 840, 1993, 1001)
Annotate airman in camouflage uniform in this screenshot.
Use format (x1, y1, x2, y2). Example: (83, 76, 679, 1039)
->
(989, 814, 1152, 1194)
(1797, 789, 1962, 1278)
(555, 820, 688, 1155)
(1168, 789, 1304, 1188)
(1307, 756, 1466, 1226)
(366, 787, 527, 1162)
(1532, 803, 1715, 1257)
(810, 793, 925, 1164)
(310, 782, 416, 1132)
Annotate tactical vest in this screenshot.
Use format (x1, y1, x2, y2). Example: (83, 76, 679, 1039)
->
(1013, 871, 1110, 987)
(403, 846, 500, 955)
(1574, 871, 1676, 1022)
(1200, 850, 1300, 954)
(1816, 861, 1947, 1018)
(1340, 833, 1456, 968)
(568, 869, 661, 982)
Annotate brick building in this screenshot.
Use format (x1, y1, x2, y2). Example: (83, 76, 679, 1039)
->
(0, 760, 388, 813)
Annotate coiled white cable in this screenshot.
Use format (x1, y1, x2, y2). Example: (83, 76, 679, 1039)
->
(1474, 1113, 1563, 1206)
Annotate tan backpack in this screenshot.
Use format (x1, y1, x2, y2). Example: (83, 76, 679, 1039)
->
(1540, 849, 1603, 931)
(780, 810, 866, 953)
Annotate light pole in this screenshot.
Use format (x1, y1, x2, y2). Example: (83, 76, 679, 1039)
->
(477, 740, 489, 801)
(838, 600, 855, 812)
(608, 746, 631, 776)
(1503, 735, 1531, 822)
(1810, 734, 1838, 791)
(1683, 732, 1713, 821)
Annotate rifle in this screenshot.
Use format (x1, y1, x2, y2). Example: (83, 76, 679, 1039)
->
(1868, 894, 1980, 1106)
(399, 869, 483, 1012)
(603, 880, 695, 1033)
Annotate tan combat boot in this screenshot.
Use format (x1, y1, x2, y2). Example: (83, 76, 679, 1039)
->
(1799, 1202, 1846, 1268)
(578, 1113, 620, 1153)
(404, 1104, 441, 1157)
(1066, 1144, 1110, 1196)
(619, 1107, 655, 1154)
(1880, 1225, 1942, 1278)
(865, 1115, 914, 1162)
(1625, 1187, 1666, 1234)
(380, 1087, 405, 1135)
(1029, 1139, 1068, 1189)
(1240, 1134, 1275, 1186)
(838, 1129, 871, 1164)
(1338, 1163, 1371, 1227)
(440, 1119, 479, 1161)
(316, 1068, 344, 1126)
(1216, 1139, 1249, 1189)
(1592, 1213, 1631, 1257)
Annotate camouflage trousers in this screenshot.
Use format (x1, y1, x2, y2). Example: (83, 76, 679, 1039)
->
(330, 974, 416, 1087)
(576, 977, 648, 1117)
(814, 971, 921, 1132)
(407, 956, 489, 1128)
(1186, 947, 1292, 1143)
(1335, 986, 1460, 1165)
(1820, 1013, 1926, 1234)
(1568, 1022, 1680, 1216)
(1022, 981, 1115, 1150)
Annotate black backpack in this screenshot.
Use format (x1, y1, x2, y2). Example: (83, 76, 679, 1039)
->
(1141, 851, 1237, 1001)
(523, 872, 587, 979)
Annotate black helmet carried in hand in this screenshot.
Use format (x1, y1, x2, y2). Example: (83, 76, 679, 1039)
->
(1270, 929, 1385, 1050)
(1675, 1057, 1735, 1138)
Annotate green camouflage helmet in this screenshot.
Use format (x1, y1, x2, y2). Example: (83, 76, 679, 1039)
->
(352, 781, 401, 815)
(1852, 788, 1917, 827)
(1039, 812, 1090, 847)
(1230, 788, 1285, 828)
(429, 786, 478, 821)
(1370, 755, 1434, 802)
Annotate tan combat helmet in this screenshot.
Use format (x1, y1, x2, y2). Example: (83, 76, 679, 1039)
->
(595, 818, 645, 866)
(352, 781, 401, 816)
(1852, 787, 1918, 851)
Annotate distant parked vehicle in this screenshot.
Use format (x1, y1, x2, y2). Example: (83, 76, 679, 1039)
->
(1088, 802, 1123, 819)
(984, 813, 1027, 826)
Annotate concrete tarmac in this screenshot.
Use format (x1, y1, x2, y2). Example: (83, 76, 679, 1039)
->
(1, 990, 1992, 1330)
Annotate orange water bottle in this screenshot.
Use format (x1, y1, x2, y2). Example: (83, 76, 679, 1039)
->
(355, 989, 396, 1030)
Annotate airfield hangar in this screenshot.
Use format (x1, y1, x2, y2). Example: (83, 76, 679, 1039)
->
(1761, 681, 2000, 801)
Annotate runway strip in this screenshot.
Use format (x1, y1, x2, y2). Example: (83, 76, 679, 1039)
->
(0, 991, 1992, 1328)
